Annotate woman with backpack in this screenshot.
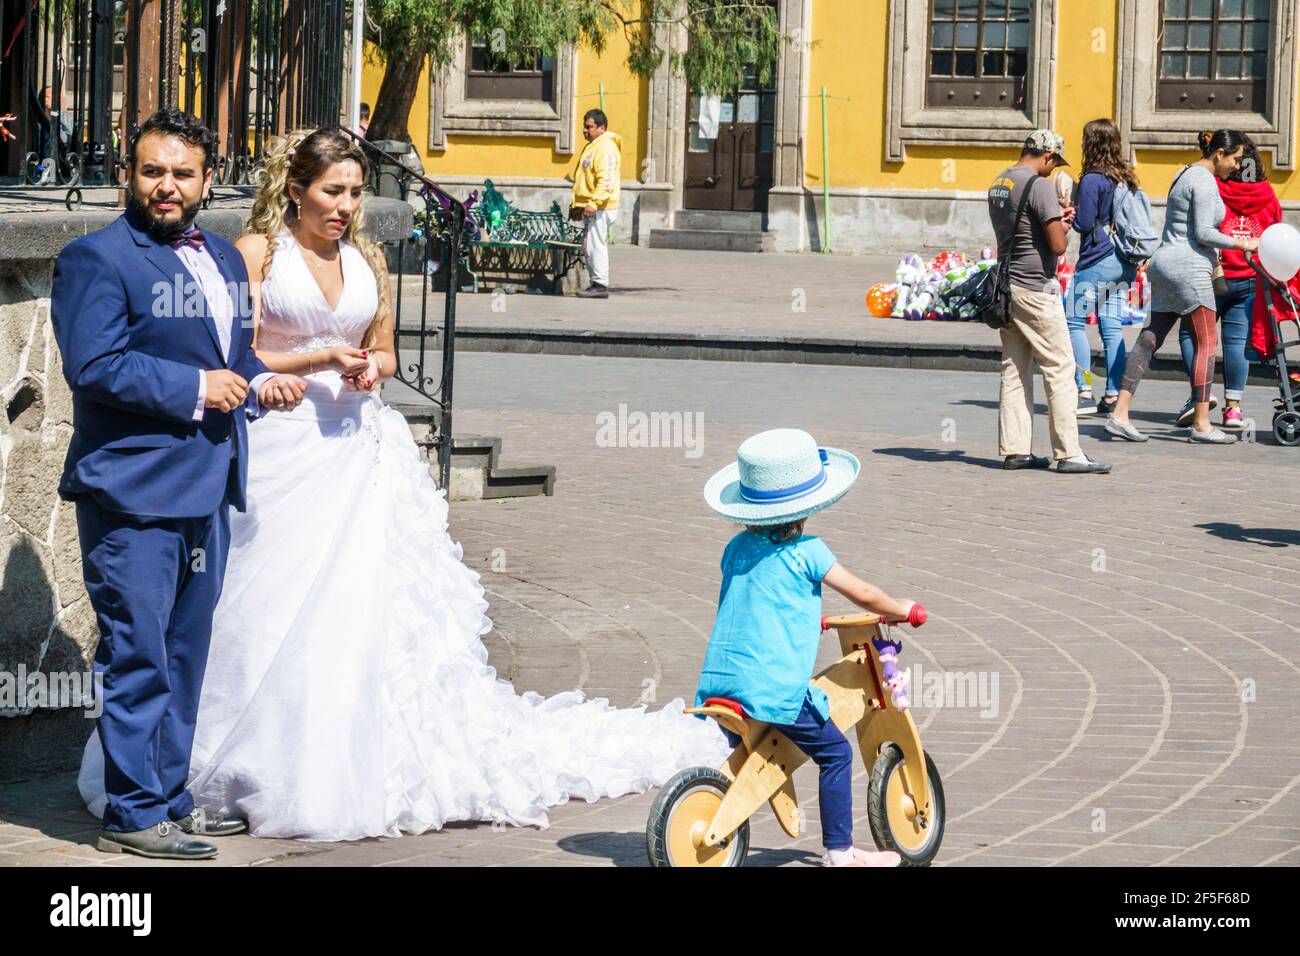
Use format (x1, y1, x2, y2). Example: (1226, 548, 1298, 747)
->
(1068, 119, 1142, 417)
(1172, 134, 1278, 431)
(1105, 129, 1258, 444)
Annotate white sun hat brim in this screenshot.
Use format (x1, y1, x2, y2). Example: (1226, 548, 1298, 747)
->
(703, 447, 860, 525)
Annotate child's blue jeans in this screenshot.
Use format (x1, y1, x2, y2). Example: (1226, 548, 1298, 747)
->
(719, 698, 854, 850)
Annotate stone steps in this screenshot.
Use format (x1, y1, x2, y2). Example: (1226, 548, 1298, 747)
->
(450, 435, 556, 500)
(393, 404, 555, 500)
(647, 208, 776, 253)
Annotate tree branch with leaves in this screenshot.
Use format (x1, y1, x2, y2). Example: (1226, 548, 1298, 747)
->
(363, 0, 783, 144)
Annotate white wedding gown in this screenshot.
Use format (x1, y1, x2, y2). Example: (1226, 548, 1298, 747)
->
(79, 231, 727, 841)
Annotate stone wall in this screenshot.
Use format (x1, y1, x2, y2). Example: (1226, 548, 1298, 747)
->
(0, 257, 96, 777)
(0, 198, 413, 782)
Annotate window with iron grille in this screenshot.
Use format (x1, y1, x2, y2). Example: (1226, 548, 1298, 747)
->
(1158, 0, 1269, 112)
(926, 0, 1031, 109)
(465, 40, 555, 102)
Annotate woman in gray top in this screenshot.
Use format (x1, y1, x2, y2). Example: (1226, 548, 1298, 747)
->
(1106, 129, 1259, 444)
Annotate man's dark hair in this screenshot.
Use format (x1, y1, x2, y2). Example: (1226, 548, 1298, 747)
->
(1020, 147, 1052, 160)
(360, 102, 371, 119)
(583, 108, 608, 129)
(128, 109, 218, 171)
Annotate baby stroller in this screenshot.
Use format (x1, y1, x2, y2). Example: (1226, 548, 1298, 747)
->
(1247, 252, 1300, 445)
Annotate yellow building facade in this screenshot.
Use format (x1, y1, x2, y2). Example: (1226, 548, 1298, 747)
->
(361, 1, 1300, 253)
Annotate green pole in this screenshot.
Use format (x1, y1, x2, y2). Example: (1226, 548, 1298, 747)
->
(599, 82, 606, 113)
(821, 84, 831, 253)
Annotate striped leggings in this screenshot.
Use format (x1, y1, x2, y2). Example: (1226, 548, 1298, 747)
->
(1121, 306, 1217, 403)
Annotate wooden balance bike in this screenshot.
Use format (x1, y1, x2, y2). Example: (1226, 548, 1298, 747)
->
(646, 604, 944, 867)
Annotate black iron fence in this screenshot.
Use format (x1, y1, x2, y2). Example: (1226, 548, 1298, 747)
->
(341, 126, 467, 493)
(0, 0, 347, 204)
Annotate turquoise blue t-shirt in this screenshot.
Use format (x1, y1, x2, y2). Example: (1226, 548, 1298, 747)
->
(695, 530, 839, 725)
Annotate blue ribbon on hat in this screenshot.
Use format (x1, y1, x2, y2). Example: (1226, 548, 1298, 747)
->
(739, 448, 830, 503)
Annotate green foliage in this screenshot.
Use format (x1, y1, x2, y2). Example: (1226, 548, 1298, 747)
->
(366, 0, 782, 93)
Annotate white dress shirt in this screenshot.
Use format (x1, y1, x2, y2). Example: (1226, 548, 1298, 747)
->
(176, 240, 273, 421)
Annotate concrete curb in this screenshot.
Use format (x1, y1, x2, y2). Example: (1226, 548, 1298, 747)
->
(408, 324, 1279, 385)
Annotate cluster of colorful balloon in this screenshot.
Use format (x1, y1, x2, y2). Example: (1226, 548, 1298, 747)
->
(864, 249, 997, 320)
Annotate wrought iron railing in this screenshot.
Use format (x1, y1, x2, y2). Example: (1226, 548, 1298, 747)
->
(338, 126, 467, 494)
(0, 1, 347, 208)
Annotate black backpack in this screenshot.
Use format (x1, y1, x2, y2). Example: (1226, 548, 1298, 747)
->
(947, 174, 1040, 330)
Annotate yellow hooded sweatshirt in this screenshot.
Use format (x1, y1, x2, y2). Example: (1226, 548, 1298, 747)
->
(571, 130, 623, 211)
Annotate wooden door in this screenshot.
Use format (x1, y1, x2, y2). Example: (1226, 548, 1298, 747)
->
(682, 65, 776, 212)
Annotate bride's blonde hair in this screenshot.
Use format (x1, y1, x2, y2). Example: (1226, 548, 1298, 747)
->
(245, 127, 392, 349)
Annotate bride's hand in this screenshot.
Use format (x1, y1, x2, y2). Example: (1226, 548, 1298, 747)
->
(354, 354, 382, 393)
(325, 345, 370, 378)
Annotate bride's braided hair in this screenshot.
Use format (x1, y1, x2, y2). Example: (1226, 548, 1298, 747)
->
(245, 127, 392, 349)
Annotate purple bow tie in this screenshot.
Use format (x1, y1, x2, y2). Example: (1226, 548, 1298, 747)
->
(167, 225, 206, 250)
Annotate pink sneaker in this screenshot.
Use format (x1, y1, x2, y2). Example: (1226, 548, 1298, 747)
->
(1223, 406, 1244, 430)
(822, 847, 902, 867)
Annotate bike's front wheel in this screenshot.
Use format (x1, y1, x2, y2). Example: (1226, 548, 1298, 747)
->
(646, 767, 749, 867)
(867, 744, 945, 866)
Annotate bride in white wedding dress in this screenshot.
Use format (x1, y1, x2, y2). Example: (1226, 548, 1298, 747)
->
(79, 128, 726, 841)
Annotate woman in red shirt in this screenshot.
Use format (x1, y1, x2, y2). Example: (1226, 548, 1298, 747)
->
(1177, 136, 1279, 429)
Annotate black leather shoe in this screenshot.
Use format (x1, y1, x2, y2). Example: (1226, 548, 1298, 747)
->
(97, 821, 218, 860)
(174, 807, 248, 837)
(576, 284, 610, 299)
(1003, 454, 1051, 471)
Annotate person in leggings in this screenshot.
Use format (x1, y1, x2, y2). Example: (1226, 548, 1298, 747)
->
(1175, 135, 1277, 430)
(1106, 129, 1258, 444)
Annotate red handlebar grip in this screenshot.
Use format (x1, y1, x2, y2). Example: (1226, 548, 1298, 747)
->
(908, 603, 927, 628)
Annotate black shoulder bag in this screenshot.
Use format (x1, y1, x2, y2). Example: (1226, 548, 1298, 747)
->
(948, 174, 1040, 330)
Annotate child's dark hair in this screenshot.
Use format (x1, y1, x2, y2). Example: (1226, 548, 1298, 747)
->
(747, 518, 806, 545)
(1229, 133, 1264, 183)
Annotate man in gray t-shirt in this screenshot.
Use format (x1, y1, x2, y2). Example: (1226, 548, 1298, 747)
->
(988, 165, 1066, 292)
(985, 129, 1111, 475)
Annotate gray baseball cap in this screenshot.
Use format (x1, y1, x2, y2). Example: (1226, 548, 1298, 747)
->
(1025, 129, 1069, 165)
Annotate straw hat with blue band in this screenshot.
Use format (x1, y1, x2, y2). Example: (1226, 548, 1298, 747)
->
(704, 428, 861, 526)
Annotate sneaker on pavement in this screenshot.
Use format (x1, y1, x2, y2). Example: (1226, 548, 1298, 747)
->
(1176, 393, 1219, 427)
(1222, 406, 1244, 430)
(1189, 427, 1234, 444)
(576, 284, 610, 299)
(1056, 456, 1113, 474)
(1104, 416, 1148, 442)
(1095, 395, 1118, 416)
(1076, 393, 1098, 416)
(822, 847, 902, 867)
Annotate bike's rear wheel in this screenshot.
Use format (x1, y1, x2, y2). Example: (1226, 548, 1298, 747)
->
(646, 767, 749, 867)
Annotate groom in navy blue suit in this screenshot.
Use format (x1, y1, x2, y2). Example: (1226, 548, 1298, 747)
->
(52, 110, 306, 859)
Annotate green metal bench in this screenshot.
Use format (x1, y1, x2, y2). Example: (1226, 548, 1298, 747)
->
(465, 179, 586, 294)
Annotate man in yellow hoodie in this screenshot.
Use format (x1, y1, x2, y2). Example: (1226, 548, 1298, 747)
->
(571, 109, 622, 299)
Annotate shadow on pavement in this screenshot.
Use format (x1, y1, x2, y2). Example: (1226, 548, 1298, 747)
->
(873, 447, 1003, 470)
(954, 398, 1190, 428)
(1196, 521, 1300, 548)
(556, 830, 819, 866)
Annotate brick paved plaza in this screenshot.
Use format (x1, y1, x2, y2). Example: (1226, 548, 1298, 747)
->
(3, 346, 1298, 867)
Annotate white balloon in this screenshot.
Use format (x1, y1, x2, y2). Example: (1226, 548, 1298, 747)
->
(1259, 222, 1300, 282)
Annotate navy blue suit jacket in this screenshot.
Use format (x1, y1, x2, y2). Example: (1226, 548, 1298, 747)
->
(51, 207, 270, 518)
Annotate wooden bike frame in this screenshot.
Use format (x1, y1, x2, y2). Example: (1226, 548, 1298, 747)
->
(686, 614, 932, 848)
